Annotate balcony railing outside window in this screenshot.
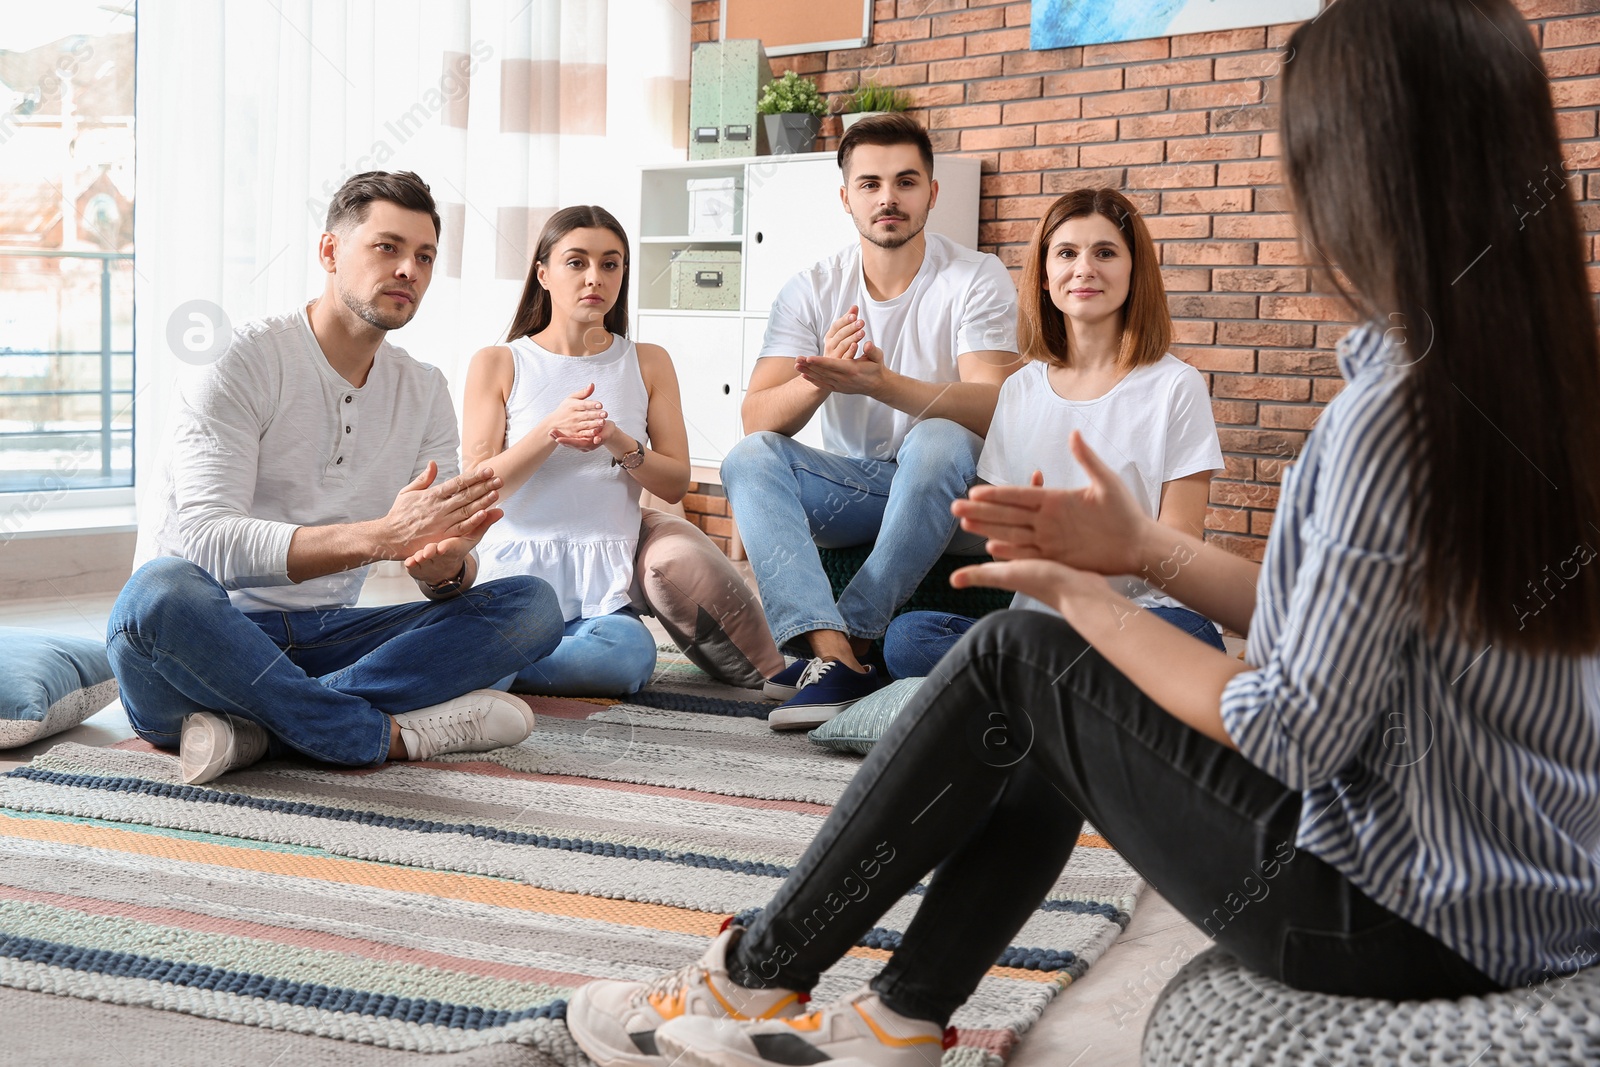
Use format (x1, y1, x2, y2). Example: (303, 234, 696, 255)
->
(0, 249, 134, 492)
(1, 6, 137, 498)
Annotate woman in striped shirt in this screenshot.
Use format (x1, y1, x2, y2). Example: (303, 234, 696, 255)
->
(566, 2, 1600, 1064)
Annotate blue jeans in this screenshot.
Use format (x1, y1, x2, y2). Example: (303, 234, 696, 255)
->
(107, 557, 564, 766)
(508, 608, 658, 696)
(884, 604, 1226, 679)
(721, 419, 986, 649)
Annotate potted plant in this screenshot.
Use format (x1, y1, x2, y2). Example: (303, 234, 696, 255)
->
(757, 70, 827, 155)
(839, 80, 913, 130)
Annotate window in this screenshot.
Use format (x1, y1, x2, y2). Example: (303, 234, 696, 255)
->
(0, 2, 135, 494)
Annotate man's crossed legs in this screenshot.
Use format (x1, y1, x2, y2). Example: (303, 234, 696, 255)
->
(722, 418, 985, 728)
(108, 557, 564, 782)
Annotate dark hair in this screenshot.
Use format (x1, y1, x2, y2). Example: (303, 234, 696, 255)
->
(506, 205, 631, 342)
(1283, 0, 1600, 654)
(1018, 188, 1170, 371)
(836, 113, 934, 179)
(325, 171, 440, 240)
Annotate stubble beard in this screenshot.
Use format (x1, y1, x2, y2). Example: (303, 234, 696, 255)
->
(856, 208, 928, 251)
(340, 284, 415, 332)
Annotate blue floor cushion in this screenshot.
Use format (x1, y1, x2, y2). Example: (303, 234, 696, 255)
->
(0, 627, 119, 749)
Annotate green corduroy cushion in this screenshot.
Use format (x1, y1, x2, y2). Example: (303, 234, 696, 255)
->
(807, 677, 925, 755)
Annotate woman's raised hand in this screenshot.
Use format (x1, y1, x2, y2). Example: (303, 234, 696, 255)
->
(952, 431, 1153, 577)
(546, 382, 608, 450)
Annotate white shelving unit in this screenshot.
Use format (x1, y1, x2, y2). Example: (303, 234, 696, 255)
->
(634, 150, 984, 472)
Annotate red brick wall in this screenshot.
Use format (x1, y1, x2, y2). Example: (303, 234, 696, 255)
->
(689, 0, 1600, 560)
(683, 483, 733, 556)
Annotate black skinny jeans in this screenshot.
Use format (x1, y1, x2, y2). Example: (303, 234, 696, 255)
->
(729, 611, 1500, 1026)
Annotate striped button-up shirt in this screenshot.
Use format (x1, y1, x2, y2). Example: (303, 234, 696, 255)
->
(1220, 323, 1600, 987)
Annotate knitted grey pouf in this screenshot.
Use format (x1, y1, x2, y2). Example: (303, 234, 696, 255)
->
(1141, 947, 1600, 1066)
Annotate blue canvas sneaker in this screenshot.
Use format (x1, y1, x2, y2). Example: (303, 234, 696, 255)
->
(767, 660, 886, 731)
(762, 657, 817, 701)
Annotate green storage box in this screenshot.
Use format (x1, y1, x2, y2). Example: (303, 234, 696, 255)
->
(669, 249, 741, 311)
(689, 40, 770, 160)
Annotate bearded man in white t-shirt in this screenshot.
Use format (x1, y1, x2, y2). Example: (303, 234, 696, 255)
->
(109, 171, 565, 786)
(721, 115, 1021, 729)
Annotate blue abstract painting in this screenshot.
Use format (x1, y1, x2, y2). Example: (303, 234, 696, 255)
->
(1031, 0, 1322, 49)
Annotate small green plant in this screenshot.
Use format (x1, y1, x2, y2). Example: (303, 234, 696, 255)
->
(841, 80, 913, 115)
(756, 70, 828, 117)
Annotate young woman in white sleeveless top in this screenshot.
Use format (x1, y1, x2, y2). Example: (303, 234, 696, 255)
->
(461, 206, 692, 695)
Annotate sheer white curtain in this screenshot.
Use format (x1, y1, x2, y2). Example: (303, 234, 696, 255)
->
(132, 0, 690, 497)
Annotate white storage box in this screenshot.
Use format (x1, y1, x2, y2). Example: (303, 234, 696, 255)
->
(687, 176, 742, 237)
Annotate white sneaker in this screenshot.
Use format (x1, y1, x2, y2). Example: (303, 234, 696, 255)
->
(392, 689, 536, 760)
(179, 712, 270, 785)
(567, 922, 809, 1067)
(655, 987, 950, 1067)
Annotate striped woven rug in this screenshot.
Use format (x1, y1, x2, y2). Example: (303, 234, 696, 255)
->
(0, 653, 1142, 1066)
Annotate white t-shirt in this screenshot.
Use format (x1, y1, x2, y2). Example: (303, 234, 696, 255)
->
(759, 232, 1017, 461)
(135, 306, 461, 613)
(976, 355, 1223, 613)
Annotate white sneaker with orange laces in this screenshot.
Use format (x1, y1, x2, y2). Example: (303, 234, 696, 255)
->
(654, 986, 953, 1067)
(567, 922, 809, 1067)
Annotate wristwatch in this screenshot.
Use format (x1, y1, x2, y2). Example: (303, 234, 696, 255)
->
(425, 560, 467, 597)
(611, 440, 646, 470)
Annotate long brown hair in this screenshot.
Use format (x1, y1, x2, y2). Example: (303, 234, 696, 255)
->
(506, 205, 630, 341)
(1283, 0, 1600, 654)
(1018, 188, 1171, 370)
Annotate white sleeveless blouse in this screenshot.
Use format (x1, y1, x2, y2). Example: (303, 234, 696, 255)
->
(476, 335, 649, 620)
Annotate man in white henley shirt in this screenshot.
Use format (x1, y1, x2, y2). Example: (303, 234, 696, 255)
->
(108, 171, 564, 784)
